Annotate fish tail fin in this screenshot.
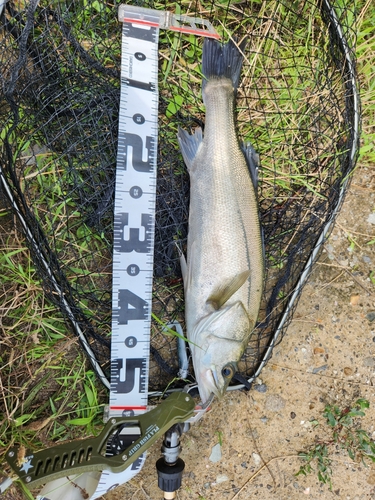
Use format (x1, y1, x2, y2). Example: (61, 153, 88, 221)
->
(202, 37, 247, 92)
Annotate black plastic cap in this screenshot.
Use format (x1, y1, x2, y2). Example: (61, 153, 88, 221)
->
(156, 457, 185, 492)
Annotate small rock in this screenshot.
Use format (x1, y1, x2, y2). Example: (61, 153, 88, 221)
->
(254, 383, 267, 393)
(312, 364, 328, 374)
(367, 213, 375, 225)
(252, 452, 261, 466)
(290, 411, 296, 419)
(366, 311, 375, 322)
(344, 367, 353, 375)
(363, 357, 375, 367)
(204, 482, 211, 489)
(216, 474, 229, 484)
(314, 347, 325, 354)
(24, 145, 49, 166)
(350, 295, 360, 306)
(265, 394, 285, 412)
(251, 429, 259, 439)
(363, 255, 372, 264)
(241, 462, 247, 468)
(260, 416, 268, 423)
(350, 256, 359, 267)
(183, 471, 196, 479)
(209, 443, 222, 463)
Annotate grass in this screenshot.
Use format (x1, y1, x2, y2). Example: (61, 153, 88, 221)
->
(0, 220, 105, 498)
(0, 0, 374, 497)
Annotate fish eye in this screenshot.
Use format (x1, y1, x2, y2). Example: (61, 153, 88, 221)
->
(221, 365, 234, 379)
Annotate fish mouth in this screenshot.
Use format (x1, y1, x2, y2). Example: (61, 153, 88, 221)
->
(198, 369, 226, 403)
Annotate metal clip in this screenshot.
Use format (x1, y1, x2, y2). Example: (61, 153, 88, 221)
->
(182, 384, 215, 424)
(118, 5, 220, 39)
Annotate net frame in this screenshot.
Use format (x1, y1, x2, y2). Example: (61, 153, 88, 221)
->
(0, 0, 361, 397)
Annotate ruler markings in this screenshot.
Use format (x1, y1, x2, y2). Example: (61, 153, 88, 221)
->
(110, 16, 159, 418)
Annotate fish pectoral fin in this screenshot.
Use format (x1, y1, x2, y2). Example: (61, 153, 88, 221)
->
(195, 301, 251, 342)
(206, 270, 250, 310)
(180, 253, 187, 283)
(181, 239, 197, 296)
(175, 241, 187, 282)
(241, 142, 259, 190)
(177, 126, 203, 171)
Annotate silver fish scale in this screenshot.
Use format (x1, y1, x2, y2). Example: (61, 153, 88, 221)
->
(186, 78, 263, 337)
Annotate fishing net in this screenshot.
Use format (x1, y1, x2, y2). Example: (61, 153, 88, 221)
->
(0, 0, 360, 396)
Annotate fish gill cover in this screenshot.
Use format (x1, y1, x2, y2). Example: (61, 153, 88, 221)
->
(0, 0, 360, 395)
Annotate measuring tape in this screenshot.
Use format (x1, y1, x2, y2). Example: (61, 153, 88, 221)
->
(109, 6, 160, 419)
(110, 4, 219, 418)
(35, 6, 219, 499)
(95, 7, 218, 497)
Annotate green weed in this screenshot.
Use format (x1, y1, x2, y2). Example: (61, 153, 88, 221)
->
(216, 430, 224, 446)
(296, 399, 375, 489)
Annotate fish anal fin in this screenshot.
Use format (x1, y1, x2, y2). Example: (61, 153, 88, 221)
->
(206, 270, 250, 310)
(177, 127, 203, 171)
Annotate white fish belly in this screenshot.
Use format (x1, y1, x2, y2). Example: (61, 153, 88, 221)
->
(186, 95, 263, 339)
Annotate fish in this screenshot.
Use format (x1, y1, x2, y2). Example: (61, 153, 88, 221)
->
(177, 37, 264, 403)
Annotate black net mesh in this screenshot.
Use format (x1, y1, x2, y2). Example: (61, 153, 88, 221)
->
(0, 0, 360, 394)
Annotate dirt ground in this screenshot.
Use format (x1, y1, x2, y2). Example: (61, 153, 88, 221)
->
(104, 163, 375, 499)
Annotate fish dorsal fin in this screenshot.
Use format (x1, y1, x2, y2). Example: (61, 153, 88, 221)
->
(241, 142, 259, 190)
(206, 270, 250, 310)
(177, 126, 203, 171)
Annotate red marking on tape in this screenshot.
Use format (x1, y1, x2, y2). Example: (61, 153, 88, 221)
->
(121, 16, 220, 39)
(123, 17, 159, 28)
(110, 406, 147, 411)
(169, 26, 220, 39)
